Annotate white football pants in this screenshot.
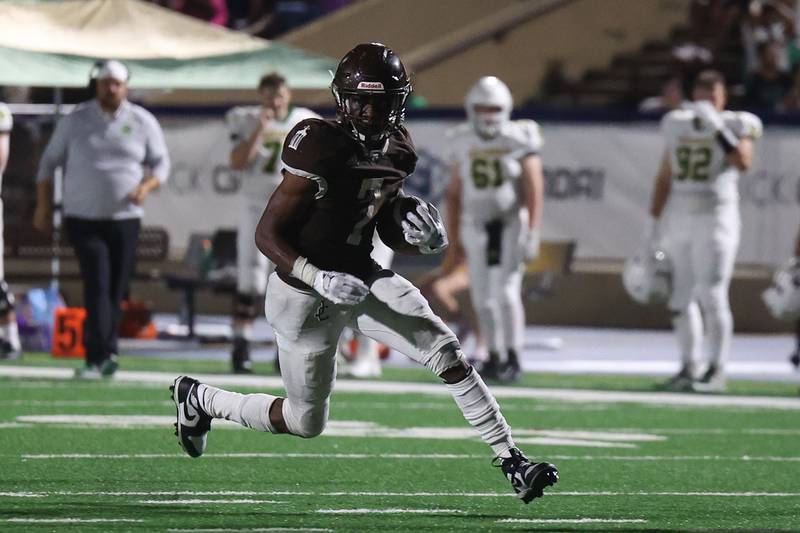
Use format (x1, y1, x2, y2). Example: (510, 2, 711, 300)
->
(265, 271, 460, 438)
(461, 209, 528, 357)
(664, 203, 740, 372)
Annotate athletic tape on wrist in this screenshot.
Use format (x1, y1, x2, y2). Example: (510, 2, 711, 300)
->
(291, 256, 320, 287)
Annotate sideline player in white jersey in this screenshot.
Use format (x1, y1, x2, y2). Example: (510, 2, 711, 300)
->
(0, 102, 19, 359)
(647, 70, 762, 392)
(446, 76, 544, 382)
(226, 72, 319, 373)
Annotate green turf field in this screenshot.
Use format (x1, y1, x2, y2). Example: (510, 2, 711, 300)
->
(1, 355, 799, 532)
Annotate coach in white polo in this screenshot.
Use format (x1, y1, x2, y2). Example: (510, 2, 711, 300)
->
(34, 60, 170, 379)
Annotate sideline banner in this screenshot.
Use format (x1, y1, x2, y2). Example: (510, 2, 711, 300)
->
(146, 116, 798, 265)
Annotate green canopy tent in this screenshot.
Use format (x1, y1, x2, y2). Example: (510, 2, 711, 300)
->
(0, 0, 336, 89)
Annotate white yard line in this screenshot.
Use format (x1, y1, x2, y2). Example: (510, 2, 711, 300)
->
(168, 529, 333, 532)
(7, 517, 143, 523)
(7, 490, 800, 498)
(2, 365, 799, 410)
(0, 492, 45, 497)
(140, 499, 283, 505)
(315, 508, 464, 514)
(498, 518, 647, 524)
(19, 452, 800, 462)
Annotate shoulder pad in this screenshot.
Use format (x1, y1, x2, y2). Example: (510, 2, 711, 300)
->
(225, 106, 258, 127)
(445, 122, 472, 140)
(281, 118, 346, 178)
(731, 111, 763, 140)
(660, 109, 693, 135)
(511, 119, 543, 151)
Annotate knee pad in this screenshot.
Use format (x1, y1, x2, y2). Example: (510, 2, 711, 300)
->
(425, 341, 466, 376)
(233, 291, 259, 320)
(281, 398, 328, 438)
(0, 280, 15, 316)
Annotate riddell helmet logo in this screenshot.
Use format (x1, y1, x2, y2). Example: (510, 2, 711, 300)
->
(357, 81, 384, 90)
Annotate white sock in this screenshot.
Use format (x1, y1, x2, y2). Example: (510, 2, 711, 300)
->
(445, 368, 515, 457)
(0, 320, 20, 351)
(704, 295, 733, 369)
(672, 302, 702, 375)
(198, 384, 278, 432)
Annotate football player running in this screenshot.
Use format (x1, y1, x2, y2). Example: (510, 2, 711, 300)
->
(446, 76, 544, 382)
(226, 73, 319, 373)
(172, 43, 558, 504)
(0, 102, 20, 359)
(647, 70, 762, 392)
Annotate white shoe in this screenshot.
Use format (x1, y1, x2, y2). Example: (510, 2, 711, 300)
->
(691, 365, 726, 393)
(348, 357, 382, 378)
(74, 364, 103, 380)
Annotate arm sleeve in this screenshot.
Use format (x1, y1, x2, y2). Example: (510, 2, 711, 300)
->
(144, 113, 171, 183)
(36, 115, 70, 182)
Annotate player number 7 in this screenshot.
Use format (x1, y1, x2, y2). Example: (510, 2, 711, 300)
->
(346, 178, 385, 245)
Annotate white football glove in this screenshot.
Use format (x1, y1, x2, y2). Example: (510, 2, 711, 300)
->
(292, 256, 369, 305)
(693, 100, 725, 131)
(312, 270, 370, 305)
(401, 202, 449, 254)
(522, 228, 540, 262)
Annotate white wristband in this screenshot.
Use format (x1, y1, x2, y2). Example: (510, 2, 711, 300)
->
(291, 256, 320, 287)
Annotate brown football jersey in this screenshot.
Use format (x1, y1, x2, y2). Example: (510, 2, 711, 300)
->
(279, 118, 417, 280)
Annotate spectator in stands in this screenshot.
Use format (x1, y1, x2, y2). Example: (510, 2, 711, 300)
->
(639, 76, 688, 112)
(745, 40, 794, 107)
(741, 0, 795, 73)
(34, 61, 170, 379)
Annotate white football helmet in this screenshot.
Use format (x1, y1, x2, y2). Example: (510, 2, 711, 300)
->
(762, 259, 800, 321)
(465, 76, 512, 138)
(622, 244, 672, 305)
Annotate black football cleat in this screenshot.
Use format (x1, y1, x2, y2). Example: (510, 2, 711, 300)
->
(171, 376, 212, 458)
(499, 350, 523, 383)
(472, 352, 502, 380)
(790, 350, 800, 370)
(495, 448, 559, 504)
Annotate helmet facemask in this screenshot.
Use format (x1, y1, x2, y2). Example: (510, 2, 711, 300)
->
(332, 84, 410, 147)
(465, 76, 513, 140)
(469, 105, 510, 139)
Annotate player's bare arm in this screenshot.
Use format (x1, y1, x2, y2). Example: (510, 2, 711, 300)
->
(649, 150, 672, 219)
(727, 137, 754, 171)
(128, 175, 161, 206)
(445, 163, 463, 256)
(254, 171, 315, 272)
(519, 155, 543, 230)
(33, 179, 54, 232)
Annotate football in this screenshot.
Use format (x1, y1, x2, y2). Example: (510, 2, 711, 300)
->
(376, 195, 425, 255)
